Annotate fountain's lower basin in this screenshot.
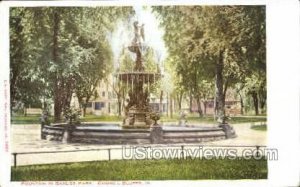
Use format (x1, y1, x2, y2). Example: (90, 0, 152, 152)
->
(41, 123, 236, 144)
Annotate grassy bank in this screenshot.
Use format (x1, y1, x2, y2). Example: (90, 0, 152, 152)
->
(11, 157, 267, 181)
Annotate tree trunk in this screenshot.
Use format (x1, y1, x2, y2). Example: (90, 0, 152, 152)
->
(118, 98, 122, 117)
(213, 92, 217, 121)
(52, 14, 74, 122)
(159, 90, 163, 113)
(176, 91, 183, 112)
(238, 92, 244, 115)
(259, 100, 266, 114)
(77, 96, 84, 116)
(108, 102, 111, 114)
(62, 78, 73, 110)
(203, 101, 207, 115)
(189, 92, 193, 113)
(82, 95, 91, 117)
(215, 49, 226, 122)
(83, 106, 87, 117)
(251, 91, 259, 115)
(258, 88, 266, 114)
(23, 107, 27, 117)
(170, 94, 173, 118)
(196, 95, 203, 117)
(53, 10, 61, 122)
(42, 98, 47, 111)
(166, 94, 169, 117)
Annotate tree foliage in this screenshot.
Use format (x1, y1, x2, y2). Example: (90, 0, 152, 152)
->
(153, 6, 266, 117)
(10, 5, 266, 122)
(10, 7, 134, 120)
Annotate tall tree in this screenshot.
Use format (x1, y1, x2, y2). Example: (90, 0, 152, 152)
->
(10, 7, 134, 121)
(153, 6, 266, 120)
(10, 8, 51, 113)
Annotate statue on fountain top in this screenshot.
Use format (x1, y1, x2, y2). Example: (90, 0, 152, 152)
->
(129, 21, 146, 71)
(133, 21, 145, 45)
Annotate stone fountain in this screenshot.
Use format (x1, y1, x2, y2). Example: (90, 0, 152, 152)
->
(41, 20, 236, 145)
(117, 21, 162, 128)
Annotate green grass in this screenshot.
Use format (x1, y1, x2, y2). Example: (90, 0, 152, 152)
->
(251, 125, 267, 131)
(162, 115, 266, 124)
(221, 116, 266, 124)
(11, 114, 122, 124)
(11, 115, 53, 124)
(81, 115, 122, 122)
(11, 114, 266, 125)
(11, 158, 267, 181)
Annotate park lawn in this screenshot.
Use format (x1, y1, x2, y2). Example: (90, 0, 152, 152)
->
(251, 125, 267, 131)
(81, 114, 122, 122)
(11, 115, 54, 124)
(11, 114, 122, 124)
(11, 157, 267, 181)
(162, 115, 266, 124)
(11, 114, 266, 125)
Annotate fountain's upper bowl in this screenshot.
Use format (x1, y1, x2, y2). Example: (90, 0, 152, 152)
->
(128, 44, 148, 54)
(116, 72, 163, 83)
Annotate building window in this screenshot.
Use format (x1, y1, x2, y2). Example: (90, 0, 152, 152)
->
(95, 102, 101, 110)
(102, 91, 105, 97)
(95, 102, 105, 110)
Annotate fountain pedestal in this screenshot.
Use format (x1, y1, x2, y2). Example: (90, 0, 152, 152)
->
(123, 109, 152, 128)
(119, 72, 162, 129)
(116, 21, 162, 129)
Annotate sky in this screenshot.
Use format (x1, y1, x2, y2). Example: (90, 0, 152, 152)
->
(110, 6, 167, 71)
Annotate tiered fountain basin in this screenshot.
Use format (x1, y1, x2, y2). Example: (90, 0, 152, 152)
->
(117, 72, 162, 83)
(116, 71, 163, 129)
(41, 123, 236, 144)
